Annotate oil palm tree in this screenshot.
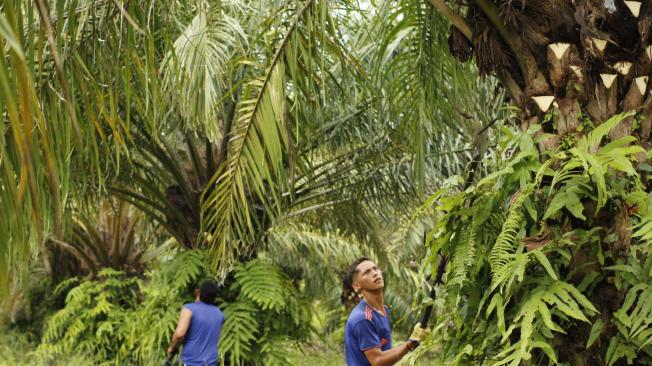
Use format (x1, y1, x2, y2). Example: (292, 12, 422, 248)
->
(406, 0, 652, 363)
(0, 11, 506, 354)
(0, 0, 518, 364)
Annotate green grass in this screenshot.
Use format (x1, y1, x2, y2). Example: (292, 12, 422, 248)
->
(287, 343, 343, 366)
(0, 329, 93, 366)
(286, 340, 442, 366)
(1, 325, 440, 366)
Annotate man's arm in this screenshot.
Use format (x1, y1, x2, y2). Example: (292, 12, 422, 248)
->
(362, 322, 429, 366)
(167, 307, 192, 355)
(363, 341, 416, 366)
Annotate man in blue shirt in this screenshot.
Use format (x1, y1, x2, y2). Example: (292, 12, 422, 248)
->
(167, 281, 225, 366)
(344, 257, 430, 366)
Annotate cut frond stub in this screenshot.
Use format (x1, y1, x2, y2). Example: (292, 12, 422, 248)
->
(592, 38, 607, 52)
(624, 1, 642, 17)
(613, 61, 632, 75)
(635, 76, 649, 94)
(548, 43, 570, 60)
(532, 96, 556, 112)
(570, 65, 583, 78)
(600, 74, 617, 88)
(646, 45, 652, 60)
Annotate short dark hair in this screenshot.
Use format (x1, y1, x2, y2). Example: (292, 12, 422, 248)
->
(199, 281, 219, 304)
(341, 257, 371, 306)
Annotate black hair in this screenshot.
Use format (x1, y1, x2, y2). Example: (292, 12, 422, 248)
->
(199, 280, 220, 305)
(341, 256, 371, 306)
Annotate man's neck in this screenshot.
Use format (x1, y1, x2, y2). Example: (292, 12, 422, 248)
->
(362, 289, 384, 311)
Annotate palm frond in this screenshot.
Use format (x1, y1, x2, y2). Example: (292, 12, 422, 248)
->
(201, 0, 322, 275)
(162, 1, 247, 143)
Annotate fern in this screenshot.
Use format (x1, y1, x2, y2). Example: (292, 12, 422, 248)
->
(155, 249, 209, 290)
(630, 191, 652, 248)
(605, 336, 638, 366)
(259, 339, 296, 366)
(491, 280, 597, 366)
(419, 119, 652, 365)
(567, 112, 643, 211)
(608, 250, 652, 362)
(118, 249, 211, 364)
(219, 300, 260, 365)
(233, 259, 290, 311)
(39, 270, 137, 363)
(581, 111, 635, 153)
(215, 257, 312, 365)
(613, 284, 652, 346)
(449, 220, 478, 287)
(489, 190, 529, 292)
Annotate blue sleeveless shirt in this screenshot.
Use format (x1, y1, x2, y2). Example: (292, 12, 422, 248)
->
(181, 302, 225, 366)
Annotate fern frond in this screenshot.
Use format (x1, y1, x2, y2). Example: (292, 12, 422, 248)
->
(155, 249, 209, 289)
(233, 259, 290, 311)
(493, 280, 597, 366)
(613, 283, 652, 348)
(581, 111, 634, 152)
(605, 335, 638, 366)
(449, 221, 478, 286)
(260, 339, 296, 366)
(219, 300, 260, 365)
(489, 190, 529, 292)
(39, 272, 137, 362)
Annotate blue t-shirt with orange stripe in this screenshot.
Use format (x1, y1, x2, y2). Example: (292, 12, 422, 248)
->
(344, 299, 392, 366)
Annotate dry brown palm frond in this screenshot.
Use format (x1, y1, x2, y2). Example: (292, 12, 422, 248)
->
(612, 201, 632, 253)
(474, 22, 514, 77)
(448, 26, 474, 62)
(498, 0, 523, 26)
(636, 1, 652, 44)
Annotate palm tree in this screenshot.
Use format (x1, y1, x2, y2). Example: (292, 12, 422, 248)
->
(53, 200, 158, 277)
(0, 0, 499, 274)
(409, 0, 652, 364)
(2, 2, 520, 364)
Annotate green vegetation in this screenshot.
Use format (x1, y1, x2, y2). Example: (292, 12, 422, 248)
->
(419, 116, 652, 365)
(2, 0, 652, 365)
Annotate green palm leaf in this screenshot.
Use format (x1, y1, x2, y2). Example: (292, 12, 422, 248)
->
(162, 2, 246, 143)
(201, 0, 317, 275)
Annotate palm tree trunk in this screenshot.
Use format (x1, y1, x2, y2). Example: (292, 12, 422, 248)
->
(429, 0, 651, 363)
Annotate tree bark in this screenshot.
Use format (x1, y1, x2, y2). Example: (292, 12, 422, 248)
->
(431, 0, 652, 363)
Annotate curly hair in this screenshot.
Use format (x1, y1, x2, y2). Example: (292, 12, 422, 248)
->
(341, 256, 371, 307)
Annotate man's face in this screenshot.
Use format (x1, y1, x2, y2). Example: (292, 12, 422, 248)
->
(352, 260, 384, 292)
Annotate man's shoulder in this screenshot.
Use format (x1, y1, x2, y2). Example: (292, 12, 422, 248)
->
(347, 303, 374, 327)
(183, 302, 222, 312)
(347, 311, 366, 325)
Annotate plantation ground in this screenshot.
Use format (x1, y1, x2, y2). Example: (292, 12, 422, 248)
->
(1, 329, 438, 366)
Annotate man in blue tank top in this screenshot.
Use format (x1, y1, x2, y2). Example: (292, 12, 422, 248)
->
(343, 257, 430, 366)
(167, 281, 225, 366)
